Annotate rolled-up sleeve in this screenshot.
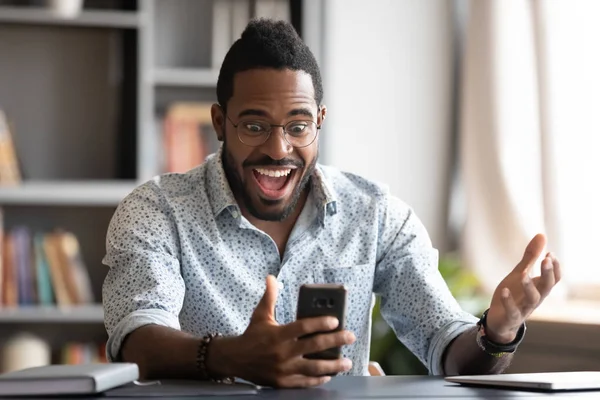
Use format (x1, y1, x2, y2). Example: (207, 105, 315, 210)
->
(102, 182, 185, 362)
(373, 195, 478, 375)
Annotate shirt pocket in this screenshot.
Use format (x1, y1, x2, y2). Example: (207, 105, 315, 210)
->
(312, 264, 374, 333)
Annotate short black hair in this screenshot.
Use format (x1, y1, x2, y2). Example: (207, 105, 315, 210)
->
(216, 18, 323, 111)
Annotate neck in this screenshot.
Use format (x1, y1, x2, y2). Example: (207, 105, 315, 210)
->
(240, 187, 310, 258)
(245, 187, 309, 235)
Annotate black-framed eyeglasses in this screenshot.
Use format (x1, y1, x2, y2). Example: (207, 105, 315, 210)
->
(224, 113, 321, 148)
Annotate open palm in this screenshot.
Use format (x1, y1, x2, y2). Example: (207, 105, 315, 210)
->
(485, 234, 562, 343)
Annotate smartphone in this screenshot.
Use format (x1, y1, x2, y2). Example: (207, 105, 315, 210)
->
(296, 283, 347, 360)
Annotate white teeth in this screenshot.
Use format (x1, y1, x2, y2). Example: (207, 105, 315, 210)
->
(255, 168, 292, 177)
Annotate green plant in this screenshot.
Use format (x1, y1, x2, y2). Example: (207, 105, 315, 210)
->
(369, 253, 489, 375)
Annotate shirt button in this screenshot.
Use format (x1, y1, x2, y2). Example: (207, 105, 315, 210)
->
(231, 210, 239, 218)
(277, 281, 284, 291)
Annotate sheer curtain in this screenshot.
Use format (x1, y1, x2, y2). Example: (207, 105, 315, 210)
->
(459, 0, 600, 300)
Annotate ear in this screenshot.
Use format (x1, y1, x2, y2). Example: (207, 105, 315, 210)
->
(211, 103, 225, 141)
(318, 104, 327, 128)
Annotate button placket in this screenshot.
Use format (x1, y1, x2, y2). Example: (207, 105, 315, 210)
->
(274, 285, 285, 325)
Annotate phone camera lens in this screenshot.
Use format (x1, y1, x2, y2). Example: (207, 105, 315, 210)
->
(317, 298, 327, 308)
(327, 298, 335, 308)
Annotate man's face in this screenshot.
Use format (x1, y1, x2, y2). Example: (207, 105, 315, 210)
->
(212, 69, 325, 221)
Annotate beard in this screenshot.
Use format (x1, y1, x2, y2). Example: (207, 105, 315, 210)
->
(222, 137, 317, 222)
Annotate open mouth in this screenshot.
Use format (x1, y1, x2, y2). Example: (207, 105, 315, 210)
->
(251, 167, 297, 201)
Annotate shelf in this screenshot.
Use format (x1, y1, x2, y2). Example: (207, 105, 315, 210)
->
(153, 67, 219, 87)
(0, 181, 137, 206)
(0, 305, 104, 323)
(0, 6, 141, 29)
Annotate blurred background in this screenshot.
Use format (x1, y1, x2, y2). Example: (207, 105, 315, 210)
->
(0, 0, 598, 375)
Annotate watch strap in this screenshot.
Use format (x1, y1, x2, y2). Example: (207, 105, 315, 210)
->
(476, 308, 526, 357)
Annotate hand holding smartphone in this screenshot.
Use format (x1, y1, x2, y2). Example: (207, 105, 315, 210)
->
(213, 276, 354, 387)
(296, 283, 347, 360)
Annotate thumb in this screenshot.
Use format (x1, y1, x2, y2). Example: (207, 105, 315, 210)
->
(515, 233, 546, 273)
(251, 275, 278, 323)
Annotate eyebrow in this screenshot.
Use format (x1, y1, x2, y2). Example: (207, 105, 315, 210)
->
(237, 107, 315, 119)
(237, 109, 269, 118)
(287, 108, 314, 119)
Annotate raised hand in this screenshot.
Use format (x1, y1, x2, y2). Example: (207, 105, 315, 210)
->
(486, 234, 562, 343)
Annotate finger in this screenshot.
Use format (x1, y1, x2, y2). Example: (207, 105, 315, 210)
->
(522, 273, 541, 310)
(292, 330, 356, 357)
(514, 233, 546, 273)
(535, 256, 556, 298)
(281, 316, 339, 340)
(293, 357, 353, 377)
(500, 288, 521, 322)
(276, 374, 331, 388)
(550, 253, 562, 283)
(251, 275, 278, 323)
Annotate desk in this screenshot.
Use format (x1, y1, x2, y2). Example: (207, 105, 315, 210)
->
(100, 376, 600, 400)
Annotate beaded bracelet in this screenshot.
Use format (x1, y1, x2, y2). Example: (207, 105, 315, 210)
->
(196, 333, 234, 384)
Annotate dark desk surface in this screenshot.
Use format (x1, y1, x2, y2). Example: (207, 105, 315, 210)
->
(99, 376, 600, 400)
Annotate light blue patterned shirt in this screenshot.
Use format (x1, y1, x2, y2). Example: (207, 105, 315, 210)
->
(102, 146, 478, 376)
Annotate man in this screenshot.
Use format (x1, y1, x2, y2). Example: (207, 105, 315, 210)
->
(102, 19, 561, 388)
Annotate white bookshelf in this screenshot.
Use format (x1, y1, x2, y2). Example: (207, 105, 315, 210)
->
(0, 0, 142, 359)
(0, 305, 104, 323)
(0, 0, 309, 367)
(153, 67, 219, 87)
(0, 181, 137, 206)
(0, 6, 141, 28)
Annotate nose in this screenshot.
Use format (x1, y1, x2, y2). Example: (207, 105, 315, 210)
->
(261, 126, 293, 160)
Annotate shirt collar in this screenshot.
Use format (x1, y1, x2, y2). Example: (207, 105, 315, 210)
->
(206, 146, 238, 217)
(310, 165, 338, 224)
(205, 145, 338, 220)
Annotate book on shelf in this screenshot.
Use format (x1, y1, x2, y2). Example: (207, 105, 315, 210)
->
(162, 102, 220, 174)
(0, 110, 22, 186)
(61, 341, 108, 365)
(0, 223, 94, 308)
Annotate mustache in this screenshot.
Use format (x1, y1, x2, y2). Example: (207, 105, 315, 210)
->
(243, 157, 304, 169)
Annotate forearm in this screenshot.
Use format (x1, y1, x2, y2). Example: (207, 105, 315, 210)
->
(443, 327, 513, 375)
(121, 325, 243, 381)
(120, 325, 202, 380)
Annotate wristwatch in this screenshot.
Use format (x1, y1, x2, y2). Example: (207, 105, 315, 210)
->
(476, 308, 526, 357)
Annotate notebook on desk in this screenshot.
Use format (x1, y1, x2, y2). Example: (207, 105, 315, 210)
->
(445, 371, 600, 391)
(0, 363, 139, 396)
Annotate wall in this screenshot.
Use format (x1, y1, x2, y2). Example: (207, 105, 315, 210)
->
(319, 0, 455, 251)
(506, 319, 600, 373)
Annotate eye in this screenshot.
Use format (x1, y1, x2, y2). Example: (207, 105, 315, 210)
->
(242, 122, 267, 135)
(286, 122, 308, 136)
